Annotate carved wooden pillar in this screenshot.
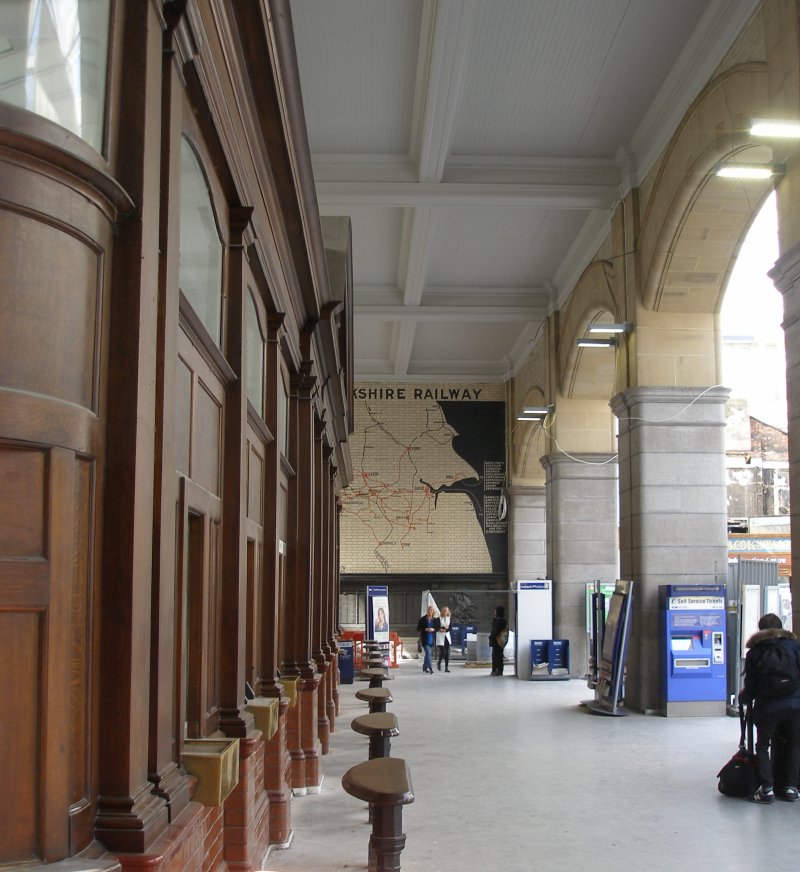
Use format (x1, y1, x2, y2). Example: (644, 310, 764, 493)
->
(146, 13, 195, 827)
(333, 495, 343, 716)
(313, 418, 331, 754)
(283, 361, 322, 791)
(94, 1, 169, 854)
(323, 446, 338, 733)
(258, 313, 291, 841)
(218, 205, 256, 739)
(260, 313, 286, 700)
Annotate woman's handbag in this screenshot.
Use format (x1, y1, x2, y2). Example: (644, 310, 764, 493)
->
(496, 627, 509, 648)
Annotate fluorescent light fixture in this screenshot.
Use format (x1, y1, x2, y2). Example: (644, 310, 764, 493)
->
(517, 404, 552, 421)
(715, 162, 784, 180)
(750, 119, 800, 138)
(577, 337, 616, 348)
(587, 322, 631, 335)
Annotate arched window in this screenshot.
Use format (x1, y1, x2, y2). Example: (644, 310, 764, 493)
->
(246, 288, 265, 418)
(0, 0, 110, 152)
(179, 137, 223, 346)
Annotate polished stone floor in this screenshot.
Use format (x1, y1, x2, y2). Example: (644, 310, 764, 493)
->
(262, 658, 797, 872)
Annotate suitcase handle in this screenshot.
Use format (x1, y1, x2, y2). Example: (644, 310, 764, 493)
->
(738, 701, 754, 753)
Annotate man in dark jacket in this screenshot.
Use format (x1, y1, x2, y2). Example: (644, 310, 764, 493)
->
(740, 612, 800, 803)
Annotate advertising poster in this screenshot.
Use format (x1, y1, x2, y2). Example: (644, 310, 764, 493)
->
(367, 585, 390, 643)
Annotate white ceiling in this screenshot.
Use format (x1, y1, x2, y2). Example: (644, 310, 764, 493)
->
(290, 0, 760, 382)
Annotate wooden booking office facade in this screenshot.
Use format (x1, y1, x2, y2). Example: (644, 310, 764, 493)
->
(0, 2, 354, 870)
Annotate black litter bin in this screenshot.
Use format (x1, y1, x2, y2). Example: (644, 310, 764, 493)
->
(338, 640, 355, 684)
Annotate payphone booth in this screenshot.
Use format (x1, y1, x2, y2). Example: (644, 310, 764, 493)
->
(659, 584, 726, 716)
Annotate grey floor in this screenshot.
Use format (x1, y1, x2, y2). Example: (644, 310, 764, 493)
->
(262, 657, 796, 872)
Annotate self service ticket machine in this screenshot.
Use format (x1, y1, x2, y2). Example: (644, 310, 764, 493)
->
(659, 584, 726, 716)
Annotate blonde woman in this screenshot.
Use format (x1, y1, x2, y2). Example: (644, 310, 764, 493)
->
(436, 606, 452, 672)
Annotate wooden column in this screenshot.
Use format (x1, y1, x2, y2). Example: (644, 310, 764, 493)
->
(333, 495, 343, 716)
(313, 419, 331, 754)
(218, 205, 256, 739)
(321, 446, 337, 734)
(95, 1, 169, 854)
(259, 313, 287, 700)
(260, 314, 292, 842)
(146, 13, 194, 825)
(282, 361, 321, 790)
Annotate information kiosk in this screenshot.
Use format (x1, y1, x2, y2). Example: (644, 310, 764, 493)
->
(659, 584, 726, 716)
(513, 580, 553, 680)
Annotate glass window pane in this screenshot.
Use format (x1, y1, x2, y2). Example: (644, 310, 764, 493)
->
(179, 138, 223, 346)
(0, 0, 110, 152)
(246, 289, 264, 418)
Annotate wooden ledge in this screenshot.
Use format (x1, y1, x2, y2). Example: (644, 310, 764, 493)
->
(342, 757, 414, 806)
(359, 668, 391, 679)
(355, 687, 393, 705)
(351, 712, 399, 738)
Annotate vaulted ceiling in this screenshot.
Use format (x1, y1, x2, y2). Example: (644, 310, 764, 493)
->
(289, 0, 760, 383)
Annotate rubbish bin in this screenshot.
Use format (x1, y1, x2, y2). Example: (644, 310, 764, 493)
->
(338, 640, 355, 684)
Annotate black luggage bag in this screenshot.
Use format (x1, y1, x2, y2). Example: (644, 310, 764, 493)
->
(717, 703, 759, 797)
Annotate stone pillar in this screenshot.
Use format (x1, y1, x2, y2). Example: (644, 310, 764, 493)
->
(770, 244, 800, 630)
(611, 386, 730, 713)
(541, 454, 619, 678)
(506, 485, 547, 582)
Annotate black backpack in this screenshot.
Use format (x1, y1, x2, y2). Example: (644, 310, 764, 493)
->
(757, 642, 800, 698)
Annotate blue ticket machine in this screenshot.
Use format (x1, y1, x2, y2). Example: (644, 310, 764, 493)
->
(659, 584, 726, 716)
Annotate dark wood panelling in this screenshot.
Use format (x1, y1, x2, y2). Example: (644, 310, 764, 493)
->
(175, 355, 193, 476)
(194, 379, 223, 496)
(68, 458, 95, 851)
(0, 210, 101, 412)
(0, 611, 41, 862)
(206, 517, 221, 735)
(179, 475, 223, 740)
(0, 446, 94, 861)
(0, 113, 114, 861)
(0, 447, 45, 557)
(248, 440, 264, 524)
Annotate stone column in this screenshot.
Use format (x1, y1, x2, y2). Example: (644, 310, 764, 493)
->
(540, 454, 619, 678)
(611, 386, 730, 713)
(770, 243, 800, 630)
(506, 484, 547, 582)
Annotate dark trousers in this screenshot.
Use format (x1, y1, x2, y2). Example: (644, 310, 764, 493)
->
(491, 644, 504, 675)
(437, 641, 450, 669)
(755, 708, 800, 789)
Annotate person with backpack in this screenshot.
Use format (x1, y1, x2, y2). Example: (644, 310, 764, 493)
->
(740, 612, 800, 803)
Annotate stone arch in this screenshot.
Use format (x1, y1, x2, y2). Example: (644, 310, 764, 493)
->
(559, 261, 621, 400)
(640, 63, 773, 314)
(512, 385, 549, 483)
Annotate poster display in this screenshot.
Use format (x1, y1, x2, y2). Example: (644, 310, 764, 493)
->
(367, 585, 390, 643)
